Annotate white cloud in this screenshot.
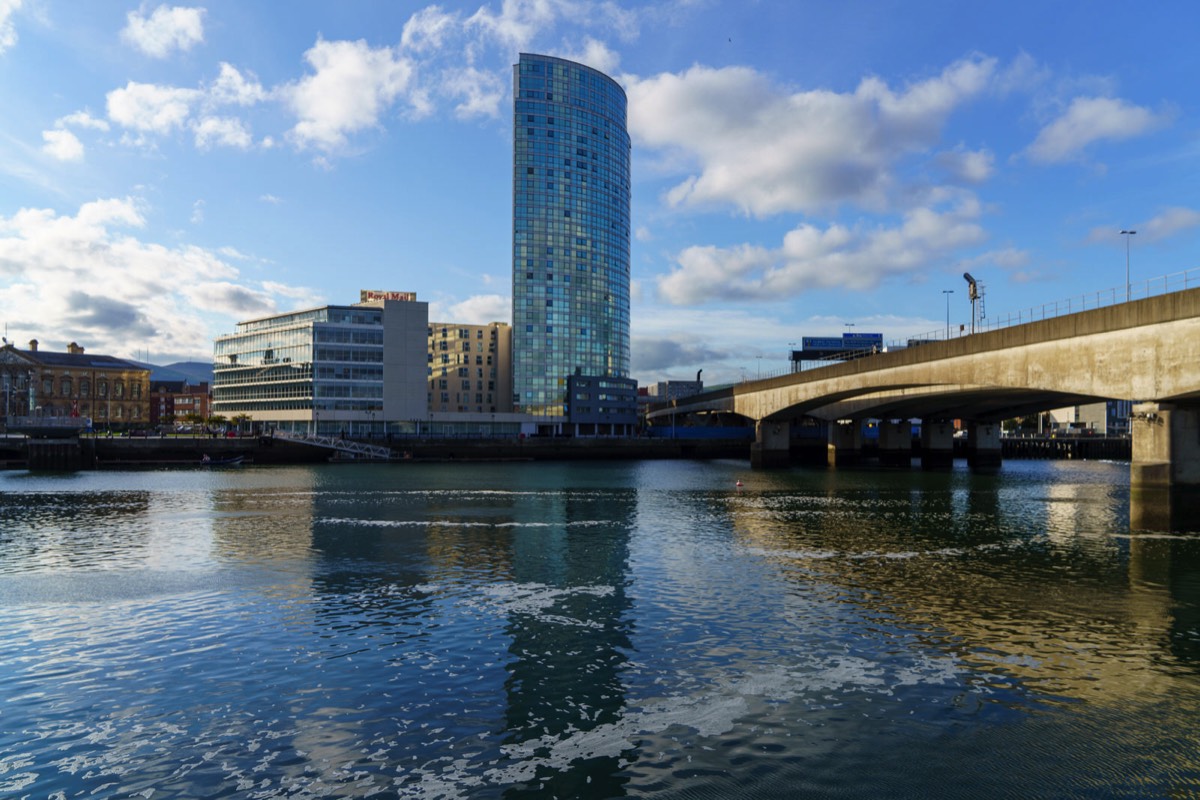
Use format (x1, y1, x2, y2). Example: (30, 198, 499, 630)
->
(1088, 207, 1200, 245)
(979, 247, 1029, 270)
(209, 62, 267, 106)
(936, 146, 994, 184)
(260, 280, 321, 306)
(401, 5, 461, 53)
(190, 199, 204, 224)
(562, 37, 620, 75)
(56, 110, 110, 131)
(107, 81, 202, 134)
(627, 56, 997, 217)
(656, 194, 987, 305)
(0, 0, 22, 55)
(192, 116, 252, 149)
(1026, 96, 1170, 163)
(443, 66, 504, 119)
(183, 281, 275, 314)
(121, 4, 205, 59)
(285, 38, 416, 151)
(41, 129, 84, 161)
(429, 293, 510, 324)
(465, 0, 561, 54)
(0, 198, 315, 361)
(1141, 207, 1200, 241)
(259, 193, 282, 204)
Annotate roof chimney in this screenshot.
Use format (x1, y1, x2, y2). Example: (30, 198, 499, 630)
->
(67, 342, 84, 354)
(28, 339, 37, 352)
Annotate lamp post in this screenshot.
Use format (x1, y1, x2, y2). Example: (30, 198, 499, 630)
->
(942, 290, 954, 338)
(1120, 229, 1136, 302)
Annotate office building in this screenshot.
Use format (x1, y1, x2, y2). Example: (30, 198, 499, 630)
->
(511, 53, 632, 428)
(213, 291, 428, 435)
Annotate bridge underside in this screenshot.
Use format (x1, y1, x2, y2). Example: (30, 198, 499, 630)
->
(763, 384, 1101, 425)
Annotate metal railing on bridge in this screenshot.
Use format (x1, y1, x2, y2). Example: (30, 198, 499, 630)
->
(272, 430, 395, 461)
(738, 265, 1200, 384)
(3, 416, 91, 436)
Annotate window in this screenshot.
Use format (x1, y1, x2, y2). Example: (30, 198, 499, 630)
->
(60, 377, 72, 396)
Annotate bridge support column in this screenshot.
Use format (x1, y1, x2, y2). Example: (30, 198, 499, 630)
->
(751, 419, 791, 469)
(827, 420, 862, 467)
(878, 420, 912, 467)
(967, 421, 1002, 469)
(1131, 402, 1200, 489)
(920, 421, 954, 469)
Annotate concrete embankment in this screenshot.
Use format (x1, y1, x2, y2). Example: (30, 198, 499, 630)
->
(2, 435, 752, 470)
(0, 434, 1131, 470)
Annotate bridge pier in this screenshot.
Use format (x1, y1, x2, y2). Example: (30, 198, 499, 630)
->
(1131, 402, 1200, 489)
(878, 420, 912, 467)
(1131, 487, 1200, 531)
(750, 419, 791, 468)
(920, 421, 955, 469)
(967, 421, 1002, 469)
(827, 420, 862, 467)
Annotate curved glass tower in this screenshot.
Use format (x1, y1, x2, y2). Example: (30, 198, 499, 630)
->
(512, 53, 631, 418)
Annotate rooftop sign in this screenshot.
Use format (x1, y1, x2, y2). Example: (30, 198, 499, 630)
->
(360, 290, 416, 303)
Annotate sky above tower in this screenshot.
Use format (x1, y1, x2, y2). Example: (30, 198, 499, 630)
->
(0, 1, 1197, 386)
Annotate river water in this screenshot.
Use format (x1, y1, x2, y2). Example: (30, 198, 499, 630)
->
(1, 459, 1198, 799)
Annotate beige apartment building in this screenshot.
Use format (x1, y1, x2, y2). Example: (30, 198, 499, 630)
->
(427, 322, 513, 415)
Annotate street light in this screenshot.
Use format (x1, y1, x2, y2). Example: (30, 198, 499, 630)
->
(942, 290, 954, 338)
(1120, 229, 1136, 302)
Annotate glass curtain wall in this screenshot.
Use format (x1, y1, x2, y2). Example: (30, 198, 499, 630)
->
(512, 53, 631, 418)
(213, 307, 385, 422)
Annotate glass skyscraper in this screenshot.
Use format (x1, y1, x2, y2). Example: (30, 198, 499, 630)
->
(512, 53, 631, 418)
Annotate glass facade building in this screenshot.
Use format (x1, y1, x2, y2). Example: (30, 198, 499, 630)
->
(512, 53, 631, 418)
(212, 298, 428, 435)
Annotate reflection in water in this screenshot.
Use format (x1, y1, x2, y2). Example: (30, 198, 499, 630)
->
(0, 460, 1199, 798)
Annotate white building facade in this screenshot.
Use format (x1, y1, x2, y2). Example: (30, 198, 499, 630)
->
(213, 293, 428, 436)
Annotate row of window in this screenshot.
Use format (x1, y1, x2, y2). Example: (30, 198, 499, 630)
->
(35, 402, 143, 420)
(431, 379, 496, 391)
(429, 327, 499, 339)
(19, 376, 145, 400)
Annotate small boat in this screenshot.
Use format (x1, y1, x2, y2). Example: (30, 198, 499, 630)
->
(200, 454, 244, 466)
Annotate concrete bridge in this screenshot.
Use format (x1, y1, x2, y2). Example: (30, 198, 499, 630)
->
(649, 286, 1200, 494)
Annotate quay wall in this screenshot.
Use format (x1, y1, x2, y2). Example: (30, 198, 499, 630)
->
(0, 434, 1131, 469)
(1, 435, 750, 469)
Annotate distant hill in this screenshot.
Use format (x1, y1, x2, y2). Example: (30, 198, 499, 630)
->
(163, 361, 214, 384)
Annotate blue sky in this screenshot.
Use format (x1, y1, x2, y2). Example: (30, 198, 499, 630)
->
(1, 1, 1198, 386)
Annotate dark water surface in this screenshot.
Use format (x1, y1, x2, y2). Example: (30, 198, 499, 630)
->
(1, 459, 1198, 798)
